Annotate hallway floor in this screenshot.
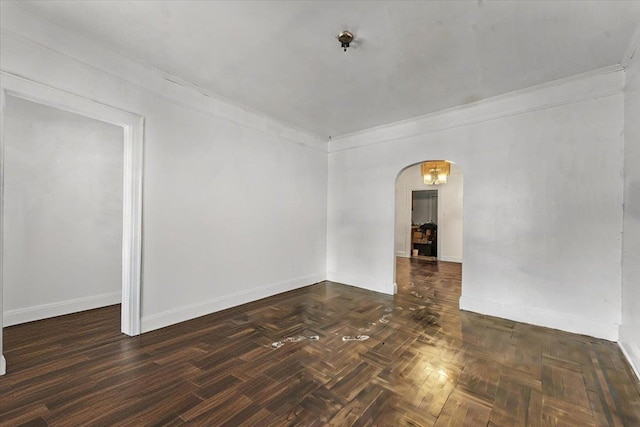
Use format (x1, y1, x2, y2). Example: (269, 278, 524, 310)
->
(2, 258, 639, 425)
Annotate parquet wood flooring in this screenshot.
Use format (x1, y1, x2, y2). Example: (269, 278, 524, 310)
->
(2, 258, 639, 426)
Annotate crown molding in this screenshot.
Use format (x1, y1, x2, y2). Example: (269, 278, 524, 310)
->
(621, 23, 640, 68)
(622, 24, 640, 91)
(0, 2, 327, 152)
(328, 65, 625, 153)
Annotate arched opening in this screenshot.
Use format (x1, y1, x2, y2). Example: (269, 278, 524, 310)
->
(393, 160, 463, 296)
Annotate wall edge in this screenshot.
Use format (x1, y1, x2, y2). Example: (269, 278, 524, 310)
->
(141, 274, 325, 333)
(459, 295, 619, 341)
(4, 291, 122, 327)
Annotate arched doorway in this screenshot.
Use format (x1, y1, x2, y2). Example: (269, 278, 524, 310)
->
(393, 160, 463, 290)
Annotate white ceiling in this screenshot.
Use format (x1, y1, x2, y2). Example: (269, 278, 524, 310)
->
(14, 1, 640, 138)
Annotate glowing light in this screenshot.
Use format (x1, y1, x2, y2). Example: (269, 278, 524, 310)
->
(421, 161, 451, 185)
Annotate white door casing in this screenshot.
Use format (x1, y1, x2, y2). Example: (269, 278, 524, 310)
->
(0, 72, 144, 374)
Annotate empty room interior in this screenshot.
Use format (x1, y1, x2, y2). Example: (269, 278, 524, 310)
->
(1, 1, 640, 425)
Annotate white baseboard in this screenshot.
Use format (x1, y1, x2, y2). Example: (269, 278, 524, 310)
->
(3, 291, 122, 326)
(396, 251, 409, 258)
(0, 355, 6, 376)
(459, 295, 619, 341)
(141, 274, 325, 333)
(439, 256, 462, 263)
(619, 326, 640, 381)
(326, 271, 395, 295)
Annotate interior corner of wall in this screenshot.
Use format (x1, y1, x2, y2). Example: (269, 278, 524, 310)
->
(619, 325, 640, 381)
(459, 295, 619, 341)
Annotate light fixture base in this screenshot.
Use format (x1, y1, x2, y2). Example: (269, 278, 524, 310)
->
(338, 30, 354, 52)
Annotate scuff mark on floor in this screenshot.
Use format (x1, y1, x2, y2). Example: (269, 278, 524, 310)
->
(341, 335, 369, 342)
(271, 335, 319, 349)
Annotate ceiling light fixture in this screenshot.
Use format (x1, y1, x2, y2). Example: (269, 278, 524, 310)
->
(337, 30, 354, 52)
(422, 161, 451, 185)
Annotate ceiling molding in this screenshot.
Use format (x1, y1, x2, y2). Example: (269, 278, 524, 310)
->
(621, 23, 640, 68)
(4, 1, 636, 146)
(0, 2, 327, 152)
(622, 24, 640, 91)
(7, 0, 638, 139)
(328, 65, 624, 153)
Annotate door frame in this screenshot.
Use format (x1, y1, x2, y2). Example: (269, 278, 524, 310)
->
(407, 187, 441, 259)
(0, 73, 144, 374)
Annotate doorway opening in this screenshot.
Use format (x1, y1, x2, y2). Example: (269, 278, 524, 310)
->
(4, 95, 124, 324)
(411, 190, 438, 259)
(393, 160, 463, 290)
(0, 74, 143, 375)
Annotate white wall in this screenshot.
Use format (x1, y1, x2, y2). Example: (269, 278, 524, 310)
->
(0, 1, 328, 346)
(328, 69, 625, 340)
(620, 37, 640, 379)
(3, 96, 123, 326)
(395, 164, 463, 262)
(439, 168, 463, 263)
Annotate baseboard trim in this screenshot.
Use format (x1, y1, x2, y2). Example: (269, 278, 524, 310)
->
(618, 327, 640, 381)
(439, 256, 462, 263)
(0, 355, 6, 376)
(459, 295, 619, 341)
(3, 291, 122, 326)
(326, 271, 395, 295)
(396, 251, 409, 258)
(141, 274, 325, 333)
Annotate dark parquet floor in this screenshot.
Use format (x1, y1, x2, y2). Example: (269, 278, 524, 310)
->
(2, 259, 639, 426)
